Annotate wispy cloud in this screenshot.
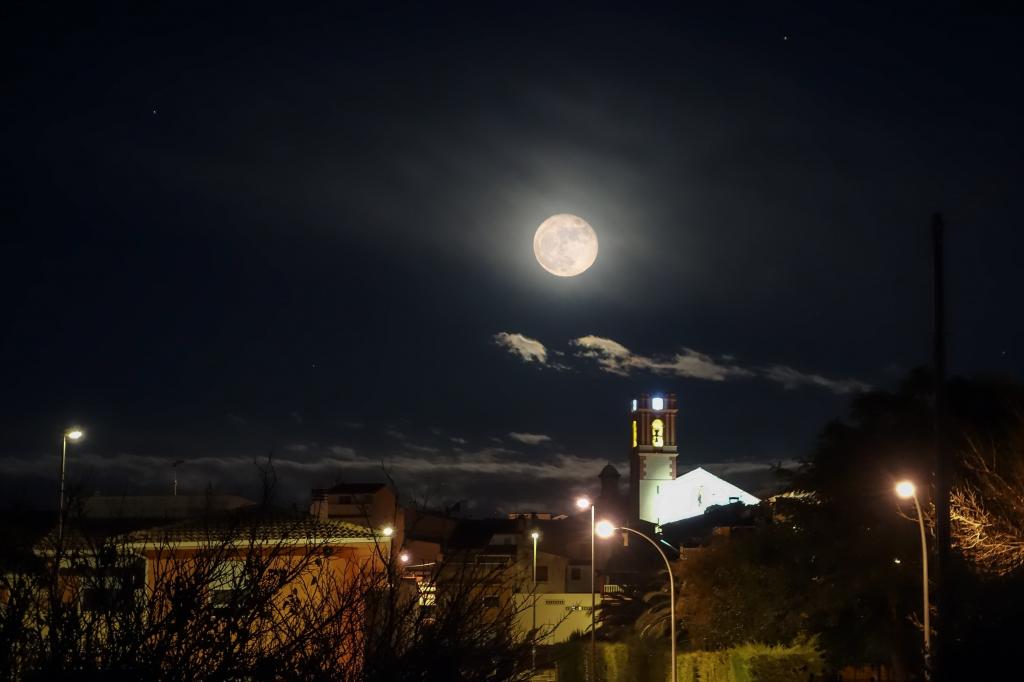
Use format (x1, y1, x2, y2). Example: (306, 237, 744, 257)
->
(497, 331, 870, 396)
(508, 432, 552, 446)
(759, 365, 871, 395)
(572, 335, 753, 381)
(493, 332, 547, 364)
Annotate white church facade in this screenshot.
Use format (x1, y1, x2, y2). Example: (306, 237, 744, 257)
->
(628, 394, 759, 525)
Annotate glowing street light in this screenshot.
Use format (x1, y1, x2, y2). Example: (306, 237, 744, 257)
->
(399, 552, 410, 563)
(895, 480, 930, 661)
(57, 428, 85, 544)
(596, 521, 676, 682)
(382, 526, 394, 537)
(574, 496, 596, 679)
(530, 529, 540, 670)
(895, 480, 916, 500)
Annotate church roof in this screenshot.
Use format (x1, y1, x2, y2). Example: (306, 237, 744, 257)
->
(654, 466, 760, 524)
(599, 464, 621, 479)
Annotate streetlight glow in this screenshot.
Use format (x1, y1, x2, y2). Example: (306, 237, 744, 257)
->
(530, 530, 540, 540)
(895, 480, 916, 499)
(382, 526, 394, 537)
(575, 496, 591, 510)
(58, 426, 86, 544)
(399, 552, 410, 563)
(595, 519, 616, 539)
(894, 478, 930, 659)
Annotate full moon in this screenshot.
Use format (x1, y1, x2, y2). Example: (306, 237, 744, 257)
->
(533, 214, 599, 277)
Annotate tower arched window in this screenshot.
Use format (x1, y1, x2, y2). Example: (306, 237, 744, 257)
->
(651, 418, 664, 447)
(632, 420, 638, 448)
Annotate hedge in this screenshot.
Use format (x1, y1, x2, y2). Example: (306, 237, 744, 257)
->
(554, 638, 823, 682)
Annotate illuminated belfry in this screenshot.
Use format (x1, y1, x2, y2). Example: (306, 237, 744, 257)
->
(629, 393, 679, 524)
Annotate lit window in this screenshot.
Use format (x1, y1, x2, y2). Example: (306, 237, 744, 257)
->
(632, 420, 637, 448)
(209, 560, 247, 611)
(418, 583, 436, 607)
(631, 399, 637, 411)
(651, 418, 664, 447)
(651, 397, 664, 411)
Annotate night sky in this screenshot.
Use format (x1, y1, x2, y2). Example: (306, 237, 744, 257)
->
(4, 3, 1023, 515)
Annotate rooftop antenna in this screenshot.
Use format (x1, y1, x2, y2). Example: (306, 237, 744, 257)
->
(171, 460, 185, 496)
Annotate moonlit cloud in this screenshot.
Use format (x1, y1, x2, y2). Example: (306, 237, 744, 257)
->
(493, 332, 548, 364)
(508, 432, 552, 446)
(572, 335, 753, 381)
(498, 332, 870, 395)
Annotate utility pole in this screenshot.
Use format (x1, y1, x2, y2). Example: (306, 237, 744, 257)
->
(931, 213, 950, 679)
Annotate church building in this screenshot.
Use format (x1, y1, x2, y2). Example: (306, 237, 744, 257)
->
(628, 393, 759, 525)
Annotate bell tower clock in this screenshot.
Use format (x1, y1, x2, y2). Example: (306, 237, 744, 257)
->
(629, 393, 679, 524)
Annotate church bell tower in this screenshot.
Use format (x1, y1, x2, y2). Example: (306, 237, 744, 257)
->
(629, 393, 679, 524)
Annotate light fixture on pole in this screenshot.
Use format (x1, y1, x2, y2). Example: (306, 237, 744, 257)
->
(596, 520, 676, 682)
(896, 480, 931, 661)
(576, 496, 596, 680)
(58, 428, 85, 545)
(530, 530, 540, 630)
(380, 525, 395, 565)
(531, 529, 540, 670)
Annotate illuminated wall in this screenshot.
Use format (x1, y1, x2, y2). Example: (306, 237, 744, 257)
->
(654, 466, 760, 524)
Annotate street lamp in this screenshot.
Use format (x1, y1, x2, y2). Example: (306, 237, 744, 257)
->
(58, 428, 84, 544)
(379, 526, 396, 569)
(596, 521, 676, 682)
(896, 480, 931, 660)
(576, 496, 596, 679)
(530, 530, 540, 630)
(531, 529, 540, 670)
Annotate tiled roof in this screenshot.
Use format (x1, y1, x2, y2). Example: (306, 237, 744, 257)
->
(36, 508, 379, 550)
(125, 510, 376, 544)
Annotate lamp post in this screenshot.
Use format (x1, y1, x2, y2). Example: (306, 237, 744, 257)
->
(531, 529, 540, 670)
(57, 428, 84, 545)
(530, 530, 540, 632)
(576, 496, 596, 680)
(380, 525, 396, 570)
(596, 520, 676, 682)
(896, 480, 931, 661)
